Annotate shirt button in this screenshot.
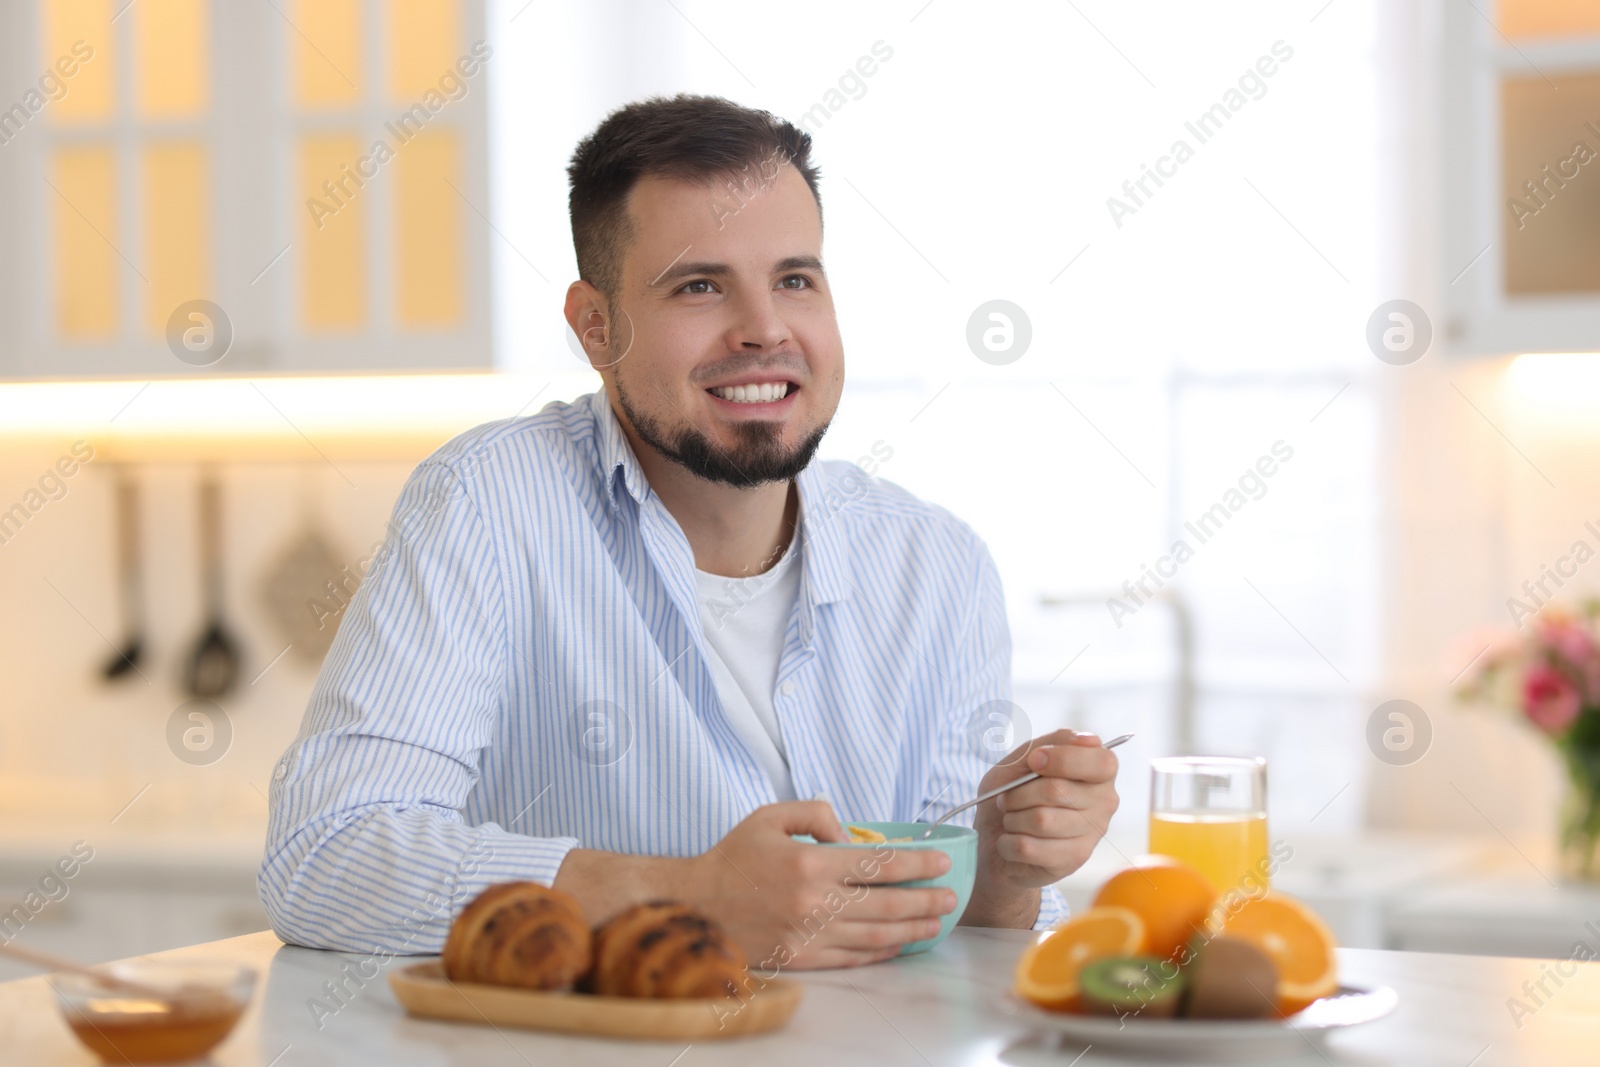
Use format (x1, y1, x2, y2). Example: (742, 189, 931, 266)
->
(274, 760, 288, 781)
(780, 682, 796, 697)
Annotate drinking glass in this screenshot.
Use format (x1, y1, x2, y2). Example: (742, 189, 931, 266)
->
(1148, 756, 1269, 895)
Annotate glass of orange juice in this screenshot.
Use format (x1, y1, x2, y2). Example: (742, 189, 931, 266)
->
(1148, 756, 1268, 895)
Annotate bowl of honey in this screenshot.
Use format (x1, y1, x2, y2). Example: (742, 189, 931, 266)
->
(51, 959, 255, 1064)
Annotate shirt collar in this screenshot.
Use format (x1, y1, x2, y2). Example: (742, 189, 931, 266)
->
(794, 461, 852, 607)
(590, 388, 651, 511)
(587, 387, 853, 608)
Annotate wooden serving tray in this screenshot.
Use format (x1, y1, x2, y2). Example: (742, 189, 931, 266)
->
(389, 962, 803, 1040)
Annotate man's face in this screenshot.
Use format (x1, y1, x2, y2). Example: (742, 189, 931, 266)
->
(597, 163, 844, 488)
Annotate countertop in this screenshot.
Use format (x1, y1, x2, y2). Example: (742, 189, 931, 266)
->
(4, 928, 1600, 1065)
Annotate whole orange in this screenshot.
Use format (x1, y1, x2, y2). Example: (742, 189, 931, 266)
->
(1091, 857, 1216, 964)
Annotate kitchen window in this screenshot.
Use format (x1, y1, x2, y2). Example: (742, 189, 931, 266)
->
(490, 0, 1385, 834)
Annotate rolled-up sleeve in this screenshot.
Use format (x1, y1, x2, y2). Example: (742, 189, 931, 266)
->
(258, 456, 579, 954)
(921, 528, 1067, 933)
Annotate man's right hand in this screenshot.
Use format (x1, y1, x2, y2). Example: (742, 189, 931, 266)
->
(681, 801, 959, 970)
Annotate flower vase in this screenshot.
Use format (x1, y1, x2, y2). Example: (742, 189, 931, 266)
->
(1558, 763, 1600, 882)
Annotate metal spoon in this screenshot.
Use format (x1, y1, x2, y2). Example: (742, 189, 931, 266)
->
(183, 472, 241, 699)
(918, 732, 1134, 839)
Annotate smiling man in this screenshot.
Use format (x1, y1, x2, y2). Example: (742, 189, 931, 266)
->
(261, 95, 1119, 968)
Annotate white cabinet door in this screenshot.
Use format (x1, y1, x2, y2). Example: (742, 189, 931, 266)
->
(1441, 1, 1600, 354)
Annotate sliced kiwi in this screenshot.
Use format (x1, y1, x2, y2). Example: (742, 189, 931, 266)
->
(1181, 935, 1280, 1020)
(1078, 956, 1187, 1019)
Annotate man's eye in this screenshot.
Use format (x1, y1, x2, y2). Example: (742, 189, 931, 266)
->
(681, 279, 715, 295)
(778, 275, 812, 290)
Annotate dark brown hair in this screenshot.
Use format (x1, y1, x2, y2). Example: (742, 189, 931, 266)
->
(567, 94, 822, 308)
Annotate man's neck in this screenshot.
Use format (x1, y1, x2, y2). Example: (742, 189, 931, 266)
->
(617, 416, 798, 580)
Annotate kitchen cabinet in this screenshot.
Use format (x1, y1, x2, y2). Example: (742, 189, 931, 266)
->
(1386, 866, 1600, 958)
(0, 884, 269, 977)
(0, 0, 491, 381)
(0, 835, 268, 981)
(1441, 0, 1600, 354)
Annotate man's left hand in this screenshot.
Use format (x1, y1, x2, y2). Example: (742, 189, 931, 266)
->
(962, 729, 1120, 927)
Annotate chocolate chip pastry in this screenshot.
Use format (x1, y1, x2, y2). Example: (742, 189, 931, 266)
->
(441, 882, 592, 990)
(589, 900, 749, 999)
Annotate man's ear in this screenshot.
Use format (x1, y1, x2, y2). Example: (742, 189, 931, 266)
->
(563, 281, 632, 371)
(564, 281, 609, 368)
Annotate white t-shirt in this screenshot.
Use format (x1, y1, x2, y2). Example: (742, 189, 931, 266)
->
(694, 536, 802, 802)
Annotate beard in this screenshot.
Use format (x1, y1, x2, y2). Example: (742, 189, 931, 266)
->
(614, 373, 829, 489)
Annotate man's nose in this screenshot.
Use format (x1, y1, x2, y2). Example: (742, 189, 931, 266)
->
(729, 291, 791, 351)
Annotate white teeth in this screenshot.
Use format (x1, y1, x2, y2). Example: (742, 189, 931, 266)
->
(712, 383, 790, 403)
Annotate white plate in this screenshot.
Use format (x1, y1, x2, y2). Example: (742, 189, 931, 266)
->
(998, 984, 1399, 1059)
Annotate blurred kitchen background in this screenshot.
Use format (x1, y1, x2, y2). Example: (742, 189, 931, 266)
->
(3, 0, 1600, 976)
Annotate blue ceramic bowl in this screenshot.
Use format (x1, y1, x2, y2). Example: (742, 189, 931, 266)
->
(798, 820, 978, 954)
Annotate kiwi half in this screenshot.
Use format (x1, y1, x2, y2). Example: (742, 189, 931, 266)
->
(1181, 934, 1280, 1020)
(1077, 956, 1187, 1019)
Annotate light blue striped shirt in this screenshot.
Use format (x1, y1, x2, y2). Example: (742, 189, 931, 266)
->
(259, 388, 1067, 954)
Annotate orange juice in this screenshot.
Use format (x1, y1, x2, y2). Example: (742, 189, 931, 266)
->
(1148, 811, 1269, 895)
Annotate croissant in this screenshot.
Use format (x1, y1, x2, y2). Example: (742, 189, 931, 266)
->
(590, 901, 749, 999)
(442, 882, 592, 990)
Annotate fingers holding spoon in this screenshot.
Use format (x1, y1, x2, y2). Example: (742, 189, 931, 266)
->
(919, 732, 1133, 838)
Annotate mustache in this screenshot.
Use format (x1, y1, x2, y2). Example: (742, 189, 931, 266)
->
(690, 354, 809, 385)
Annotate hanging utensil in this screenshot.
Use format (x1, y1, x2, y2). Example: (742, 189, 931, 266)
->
(101, 468, 147, 681)
(183, 471, 242, 699)
(257, 465, 354, 666)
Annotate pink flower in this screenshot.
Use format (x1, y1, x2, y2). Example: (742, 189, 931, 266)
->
(1524, 664, 1582, 735)
(1539, 618, 1600, 703)
(1539, 617, 1594, 661)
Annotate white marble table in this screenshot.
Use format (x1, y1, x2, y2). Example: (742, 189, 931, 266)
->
(3, 928, 1599, 1065)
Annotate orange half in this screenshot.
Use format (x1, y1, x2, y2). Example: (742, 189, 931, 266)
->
(1214, 893, 1338, 1015)
(1013, 905, 1147, 1012)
